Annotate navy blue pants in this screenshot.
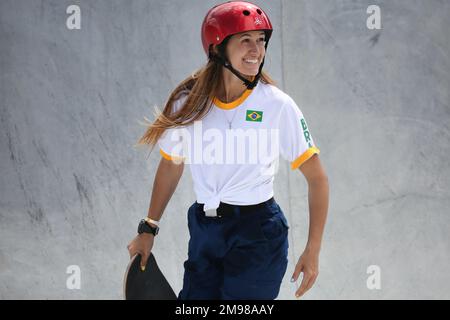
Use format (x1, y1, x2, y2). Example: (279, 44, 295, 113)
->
(177, 197, 289, 300)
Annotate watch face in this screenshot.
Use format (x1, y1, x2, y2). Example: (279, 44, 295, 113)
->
(137, 220, 146, 234)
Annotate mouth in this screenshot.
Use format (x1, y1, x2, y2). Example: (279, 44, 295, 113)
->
(243, 58, 259, 65)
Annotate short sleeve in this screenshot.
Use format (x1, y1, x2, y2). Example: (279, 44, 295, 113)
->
(157, 95, 188, 163)
(279, 97, 320, 170)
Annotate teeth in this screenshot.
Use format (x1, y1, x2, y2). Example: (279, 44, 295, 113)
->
(244, 59, 258, 64)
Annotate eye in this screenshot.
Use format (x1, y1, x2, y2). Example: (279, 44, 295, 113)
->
(242, 37, 266, 43)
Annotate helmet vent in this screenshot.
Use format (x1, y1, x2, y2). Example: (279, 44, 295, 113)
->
(256, 9, 262, 15)
(242, 10, 250, 16)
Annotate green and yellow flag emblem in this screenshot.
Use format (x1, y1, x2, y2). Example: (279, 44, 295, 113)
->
(246, 110, 263, 122)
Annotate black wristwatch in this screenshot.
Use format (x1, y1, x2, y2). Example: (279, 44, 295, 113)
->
(137, 219, 159, 236)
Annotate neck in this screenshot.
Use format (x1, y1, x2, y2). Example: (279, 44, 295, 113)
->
(218, 68, 254, 102)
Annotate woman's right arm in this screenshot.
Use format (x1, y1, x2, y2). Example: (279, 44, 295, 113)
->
(147, 156, 185, 223)
(127, 157, 184, 269)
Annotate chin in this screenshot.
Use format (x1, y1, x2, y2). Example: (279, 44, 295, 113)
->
(240, 69, 258, 77)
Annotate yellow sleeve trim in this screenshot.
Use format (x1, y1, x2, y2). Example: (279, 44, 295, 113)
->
(159, 148, 184, 162)
(290, 146, 320, 170)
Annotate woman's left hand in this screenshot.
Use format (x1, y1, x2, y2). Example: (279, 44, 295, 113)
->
(291, 247, 320, 299)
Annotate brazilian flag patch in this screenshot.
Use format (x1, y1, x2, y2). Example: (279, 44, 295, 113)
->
(246, 110, 263, 122)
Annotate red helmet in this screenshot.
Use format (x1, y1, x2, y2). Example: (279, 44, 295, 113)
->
(201, 1, 273, 57)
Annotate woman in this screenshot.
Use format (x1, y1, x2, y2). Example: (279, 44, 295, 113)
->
(128, 1, 329, 300)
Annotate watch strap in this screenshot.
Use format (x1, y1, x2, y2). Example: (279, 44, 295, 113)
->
(145, 217, 160, 227)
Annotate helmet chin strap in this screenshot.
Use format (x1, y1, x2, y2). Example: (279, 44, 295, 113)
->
(210, 52, 267, 90)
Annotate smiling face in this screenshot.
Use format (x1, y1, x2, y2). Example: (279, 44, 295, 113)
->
(224, 30, 267, 77)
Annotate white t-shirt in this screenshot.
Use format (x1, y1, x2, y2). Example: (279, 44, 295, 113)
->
(158, 81, 320, 211)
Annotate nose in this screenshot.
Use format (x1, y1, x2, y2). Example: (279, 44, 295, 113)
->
(248, 42, 261, 58)
(248, 40, 259, 54)
(247, 39, 265, 57)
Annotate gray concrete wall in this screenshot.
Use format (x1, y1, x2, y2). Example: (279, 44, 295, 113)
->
(1, 0, 449, 299)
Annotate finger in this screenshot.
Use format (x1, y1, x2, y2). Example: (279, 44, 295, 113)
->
(128, 244, 141, 259)
(130, 250, 140, 261)
(305, 273, 318, 292)
(296, 271, 318, 298)
(140, 253, 148, 272)
(127, 245, 135, 259)
(296, 272, 312, 298)
(299, 274, 316, 298)
(291, 261, 304, 282)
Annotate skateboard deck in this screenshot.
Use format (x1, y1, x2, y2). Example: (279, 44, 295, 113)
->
(123, 253, 177, 300)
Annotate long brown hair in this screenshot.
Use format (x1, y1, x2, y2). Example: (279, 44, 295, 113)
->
(135, 45, 278, 154)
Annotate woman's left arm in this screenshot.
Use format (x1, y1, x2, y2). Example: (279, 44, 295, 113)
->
(291, 153, 329, 299)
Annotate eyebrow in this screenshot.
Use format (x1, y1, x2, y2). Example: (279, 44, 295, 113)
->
(239, 32, 266, 38)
